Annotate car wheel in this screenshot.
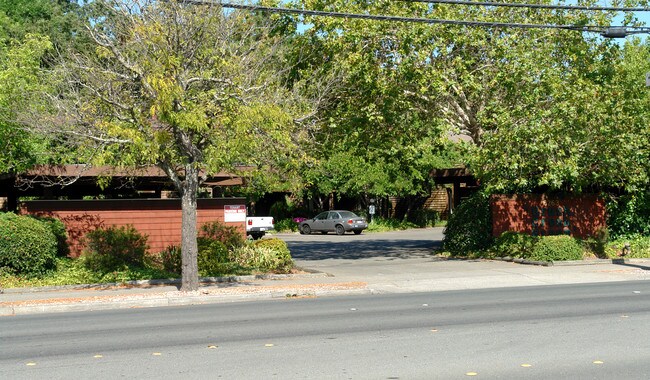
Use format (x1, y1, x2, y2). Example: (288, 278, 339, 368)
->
(335, 225, 345, 235)
(301, 225, 311, 235)
(353, 230, 362, 235)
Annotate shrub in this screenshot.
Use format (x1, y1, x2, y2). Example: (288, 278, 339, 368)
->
(443, 192, 493, 256)
(607, 192, 650, 238)
(582, 227, 609, 258)
(408, 209, 440, 228)
(197, 239, 231, 277)
(230, 238, 293, 272)
(0, 213, 57, 276)
(274, 218, 299, 232)
(82, 225, 148, 273)
(200, 220, 245, 249)
(491, 231, 538, 258)
(529, 235, 583, 262)
(34, 216, 70, 257)
(159, 245, 182, 275)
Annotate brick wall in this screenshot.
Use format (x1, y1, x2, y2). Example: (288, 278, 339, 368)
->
(20, 198, 246, 257)
(491, 194, 606, 238)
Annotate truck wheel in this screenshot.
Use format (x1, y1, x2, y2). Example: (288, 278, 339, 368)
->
(301, 225, 311, 235)
(335, 225, 345, 235)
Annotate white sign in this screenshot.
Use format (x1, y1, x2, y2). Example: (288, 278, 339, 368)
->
(369, 205, 376, 215)
(646, 72, 650, 87)
(224, 204, 246, 222)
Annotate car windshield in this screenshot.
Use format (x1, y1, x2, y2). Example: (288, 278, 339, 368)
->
(338, 211, 358, 219)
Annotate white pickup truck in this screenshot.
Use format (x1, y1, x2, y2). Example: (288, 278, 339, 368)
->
(246, 216, 274, 240)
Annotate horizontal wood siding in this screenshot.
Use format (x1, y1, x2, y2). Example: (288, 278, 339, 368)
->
(491, 194, 606, 238)
(20, 198, 246, 257)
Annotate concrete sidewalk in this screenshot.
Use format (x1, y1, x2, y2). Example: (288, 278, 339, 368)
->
(2, 257, 650, 316)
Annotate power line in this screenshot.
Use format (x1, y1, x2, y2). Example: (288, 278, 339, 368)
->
(180, 1, 650, 36)
(401, 0, 650, 12)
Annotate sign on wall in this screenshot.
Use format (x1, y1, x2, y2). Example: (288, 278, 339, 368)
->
(491, 194, 606, 238)
(224, 204, 246, 222)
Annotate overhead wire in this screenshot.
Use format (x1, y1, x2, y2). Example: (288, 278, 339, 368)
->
(399, 0, 650, 12)
(179, 0, 650, 35)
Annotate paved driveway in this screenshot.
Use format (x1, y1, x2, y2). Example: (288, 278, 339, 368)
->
(277, 227, 444, 260)
(275, 228, 650, 293)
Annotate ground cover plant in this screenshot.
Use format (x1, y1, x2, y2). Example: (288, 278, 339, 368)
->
(0, 219, 294, 289)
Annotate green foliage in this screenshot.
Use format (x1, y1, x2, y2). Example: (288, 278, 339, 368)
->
(366, 217, 418, 232)
(252, 238, 293, 272)
(197, 238, 233, 277)
(0, 213, 57, 276)
(607, 192, 650, 239)
(159, 245, 182, 275)
(407, 209, 440, 228)
(443, 192, 493, 256)
(529, 235, 584, 262)
(274, 218, 299, 232)
(199, 220, 245, 249)
(491, 231, 538, 259)
(34, 216, 69, 257)
(582, 227, 609, 259)
(606, 235, 650, 259)
(82, 225, 148, 273)
(230, 238, 293, 272)
(0, 257, 176, 288)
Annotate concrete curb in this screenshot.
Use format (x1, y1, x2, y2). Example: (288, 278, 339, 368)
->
(0, 282, 370, 316)
(494, 257, 650, 267)
(1, 271, 330, 294)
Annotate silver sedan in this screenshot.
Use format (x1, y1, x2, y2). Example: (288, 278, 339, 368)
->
(299, 210, 368, 235)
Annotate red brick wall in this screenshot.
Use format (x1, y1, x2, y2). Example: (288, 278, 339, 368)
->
(20, 198, 246, 257)
(491, 194, 606, 238)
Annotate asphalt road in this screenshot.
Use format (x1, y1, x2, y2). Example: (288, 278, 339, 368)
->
(3, 281, 650, 379)
(279, 228, 444, 260)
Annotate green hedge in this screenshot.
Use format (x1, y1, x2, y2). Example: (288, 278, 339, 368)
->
(34, 216, 70, 257)
(530, 235, 583, 261)
(197, 238, 232, 277)
(443, 192, 493, 256)
(491, 231, 538, 259)
(0, 213, 57, 276)
(82, 225, 149, 273)
(491, 231, 584, 262)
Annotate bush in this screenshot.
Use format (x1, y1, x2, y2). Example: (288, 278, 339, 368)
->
(274, 218, 299, 232)
(34, 216, 70, 257)
(82, 225, 149, 273)
(197, 239, 232, 277)
(0, 213, 57, 276)
(491, 231, 538, 259)
(408, 209, 440, 228)
(443, 192, 493, 256)
(200, 220, 245, 249)
(529, 235, 583, 262)
(230, 238, 293, 272)
(607, 192, 650, 238)
(159, 245, 182, 275)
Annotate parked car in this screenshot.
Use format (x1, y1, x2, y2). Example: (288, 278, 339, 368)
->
(246, 216, 274, 240)
(299, 210, 368, 235)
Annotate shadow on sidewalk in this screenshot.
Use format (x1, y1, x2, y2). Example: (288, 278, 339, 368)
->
(613, 258, 650, 271)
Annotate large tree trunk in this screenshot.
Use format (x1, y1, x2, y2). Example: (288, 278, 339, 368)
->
(180, 165, 200, 291)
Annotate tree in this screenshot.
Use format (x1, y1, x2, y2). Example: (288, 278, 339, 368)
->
(32, 0, 311, 291)
(291, 0, 463, 211)
(0, 34, 52, 174)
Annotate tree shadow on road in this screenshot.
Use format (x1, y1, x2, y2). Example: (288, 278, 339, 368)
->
(286, 238, 443, 260)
